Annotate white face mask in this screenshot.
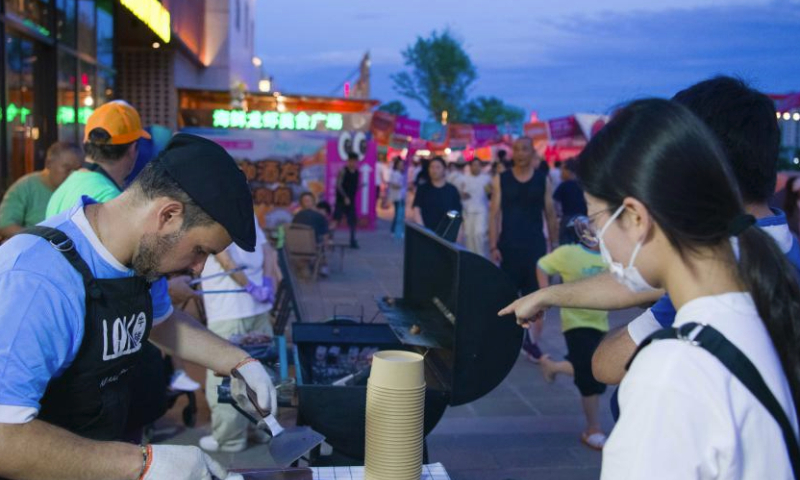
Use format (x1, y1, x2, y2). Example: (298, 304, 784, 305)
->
(597, 205, 658, 293)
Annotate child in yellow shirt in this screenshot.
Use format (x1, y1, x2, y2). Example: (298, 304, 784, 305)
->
(536, 242, 609, 450)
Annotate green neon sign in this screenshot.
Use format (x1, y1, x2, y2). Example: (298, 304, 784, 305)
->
(2, 103, 32, 123)
(2, 104, 93, 125)
(211, 109, 344, 131)
(56, 106, 94, 125)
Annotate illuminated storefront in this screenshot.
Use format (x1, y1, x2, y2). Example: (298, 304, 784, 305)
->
(0, 0, 176, 195)
(1, 0, 262, 196)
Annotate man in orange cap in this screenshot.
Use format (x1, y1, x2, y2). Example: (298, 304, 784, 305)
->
(46, 100, 151, 217)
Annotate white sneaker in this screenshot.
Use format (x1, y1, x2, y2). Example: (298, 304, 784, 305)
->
(170, 370, 201, 392)
(199, 435, 247, 453)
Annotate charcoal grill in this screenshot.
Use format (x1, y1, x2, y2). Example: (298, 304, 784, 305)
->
(293, 222, 522, 463)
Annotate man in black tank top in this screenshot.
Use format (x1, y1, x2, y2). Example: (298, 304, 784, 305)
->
(333, 152, 360, 248)
(489, 137, 559, 293)
(489, 137, 559, 356)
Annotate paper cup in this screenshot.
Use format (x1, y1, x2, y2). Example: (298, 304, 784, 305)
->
(369, 350, 425, 389)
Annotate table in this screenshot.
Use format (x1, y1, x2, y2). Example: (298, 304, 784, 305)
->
(312, 463, 450, 480)
(232, 463, 451, 480)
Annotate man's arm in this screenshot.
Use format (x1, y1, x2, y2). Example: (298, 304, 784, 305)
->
(544, 178, 559, 250)
(498, 272, 664, 326)
(488, 175, 502, 263)
(536, 266, 550, 290)
(412, 206, 423, 225)
(0, 184, 26, 238)
(591, 326, 637, 385)
(149, 309, 248, 376)
(336, 169, 350, 204)
(262, 242, 280, 281)
(0, 224, 23, 238)
(213, 250, 250, 287)
(593, 308, 664, 385)
(0, 420, 142, 480)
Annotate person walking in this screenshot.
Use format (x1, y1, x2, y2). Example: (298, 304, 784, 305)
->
(536, 241, 608, 450)
(412, 157, 462, 230)
(333, 152, 360, 249)
(459, 159, 492, 257)
(387, 157, 407, 237)
(489, 136, 558, 361)
(552, 158, 587, 245)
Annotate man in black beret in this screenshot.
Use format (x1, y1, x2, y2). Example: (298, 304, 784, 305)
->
(0, 133, 273, 480)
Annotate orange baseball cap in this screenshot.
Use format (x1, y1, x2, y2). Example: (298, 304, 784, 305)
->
(83, 100, 151, 145)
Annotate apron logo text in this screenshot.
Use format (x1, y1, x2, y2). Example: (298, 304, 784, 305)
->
(102, 312, 148, 361)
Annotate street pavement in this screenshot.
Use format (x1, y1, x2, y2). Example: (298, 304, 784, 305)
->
(159, 215, 640, 480)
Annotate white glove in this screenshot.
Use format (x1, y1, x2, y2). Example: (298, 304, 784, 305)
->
(231, 358, 278, 420)
(141, 445, 227, 480)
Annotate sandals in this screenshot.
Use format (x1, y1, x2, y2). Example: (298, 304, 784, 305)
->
(581, 431, 608, 451)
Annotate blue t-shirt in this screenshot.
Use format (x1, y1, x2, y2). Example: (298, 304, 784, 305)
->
(0, 197, 172, 422)
(651, 209, 800, 328)
(552, 179, 587, 218)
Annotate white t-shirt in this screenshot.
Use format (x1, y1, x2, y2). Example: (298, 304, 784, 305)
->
(446, 170, 463, 186)
(459, 173, 491, 214)
(603, 292, 798, 480)
(387, 170, 406, 203)
(201, 219, 271, 323)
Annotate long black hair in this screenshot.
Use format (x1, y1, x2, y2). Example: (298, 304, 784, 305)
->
(784, 176, 799, 235)
(578, 98, 800, 412)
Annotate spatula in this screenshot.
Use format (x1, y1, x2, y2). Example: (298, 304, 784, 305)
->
(218, 376, 325, 466)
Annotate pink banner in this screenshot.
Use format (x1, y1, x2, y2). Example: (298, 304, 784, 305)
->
(473, 124, 499, 146)
(394, 116, 421, 138)
(326, 137, 377, 230)
(548, 116, 579, 140)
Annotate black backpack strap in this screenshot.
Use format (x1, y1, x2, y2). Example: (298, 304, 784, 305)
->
(628, 322, 800, 479)
(23, 226, 103, 300)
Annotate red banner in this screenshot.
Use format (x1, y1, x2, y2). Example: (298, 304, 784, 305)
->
(448, 124, 474, 148)
(370, 111, 396, 145)
(523, 121, 549, 142)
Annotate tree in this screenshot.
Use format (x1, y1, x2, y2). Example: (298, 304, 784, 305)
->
(377, 100, 409, 117)
(392, 30, 476, 122)
(464, 96, 525, 126)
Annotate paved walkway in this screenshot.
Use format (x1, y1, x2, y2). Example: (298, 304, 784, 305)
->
(160, 218, 640, 479)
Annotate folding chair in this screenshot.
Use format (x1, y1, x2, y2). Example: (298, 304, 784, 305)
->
(284, 224, 324, 281)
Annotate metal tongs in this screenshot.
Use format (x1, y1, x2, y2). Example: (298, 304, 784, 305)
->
(191, 267, 249, 295)
(190, 266, 247, 286)
(218, 375, 325, 466)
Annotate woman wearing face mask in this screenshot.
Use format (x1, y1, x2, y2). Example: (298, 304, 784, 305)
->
(500, 99, 800, 479)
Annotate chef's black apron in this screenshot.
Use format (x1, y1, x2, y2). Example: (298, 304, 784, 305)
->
(25, 226, 153, 441)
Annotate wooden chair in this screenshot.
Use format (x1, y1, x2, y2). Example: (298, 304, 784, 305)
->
(284, 223, 324, 281)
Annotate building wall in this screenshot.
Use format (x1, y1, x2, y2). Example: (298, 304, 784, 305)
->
(117, 48, 177, 127)
(227, 0, 258, 90)
(173, 0, 258, 92)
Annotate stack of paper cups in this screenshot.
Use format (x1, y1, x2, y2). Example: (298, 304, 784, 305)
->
(365, 350, 426, 480)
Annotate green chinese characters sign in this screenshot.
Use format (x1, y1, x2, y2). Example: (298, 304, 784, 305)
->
(211, 109, 344, 131)
(57, 106, 94, 125)
(0, 104, 93, 125)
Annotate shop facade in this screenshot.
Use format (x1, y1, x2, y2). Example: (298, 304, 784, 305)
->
(1, 0, 118, 192)
(1, 0, 260, 196)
